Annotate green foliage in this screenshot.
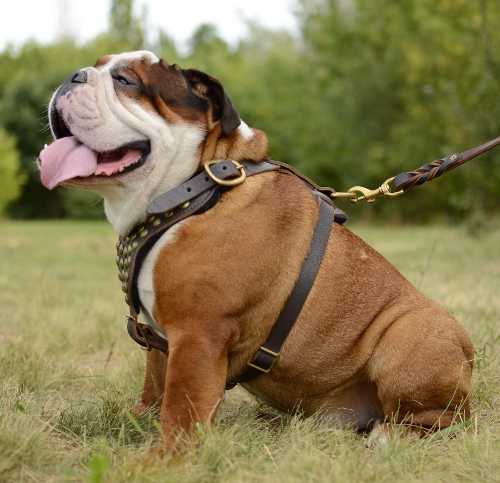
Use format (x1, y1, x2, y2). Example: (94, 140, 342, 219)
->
(298, 0, 500, 221)
(0, 128, 25, 214)
(109, 0, 145, 49)
(1, 0, 500, 221)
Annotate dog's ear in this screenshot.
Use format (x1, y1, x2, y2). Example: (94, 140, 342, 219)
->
(183, 69, 241, 136)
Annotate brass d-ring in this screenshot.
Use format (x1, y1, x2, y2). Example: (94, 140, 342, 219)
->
(204, 159, 247, 187)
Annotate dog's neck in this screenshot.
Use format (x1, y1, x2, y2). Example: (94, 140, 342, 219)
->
(101, 125, 205, 235)
(101, 122, 267, 235)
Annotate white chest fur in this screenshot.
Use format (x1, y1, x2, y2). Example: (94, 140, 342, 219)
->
(136, 221, 188, 339)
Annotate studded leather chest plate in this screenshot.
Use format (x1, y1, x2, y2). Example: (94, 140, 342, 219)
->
(116, 213, 167, 306)
(116, 186, 220, 315)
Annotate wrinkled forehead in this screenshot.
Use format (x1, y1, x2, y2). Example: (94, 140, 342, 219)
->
(93, 51, 160, 72)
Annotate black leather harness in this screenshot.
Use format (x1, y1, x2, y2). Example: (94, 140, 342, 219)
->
(115, 158, 346, 387)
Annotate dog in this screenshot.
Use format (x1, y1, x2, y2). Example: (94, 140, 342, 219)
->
(38, 51, 474, 449)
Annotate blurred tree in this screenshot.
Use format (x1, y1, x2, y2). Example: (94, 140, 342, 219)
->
(184, 24, 237, 74)
(0, 128, 25, 214)
(155, 28, 180, 63)
(1, 0, 500, 222)
(109, 0, 145, 49)
(298, 0, 500, 221)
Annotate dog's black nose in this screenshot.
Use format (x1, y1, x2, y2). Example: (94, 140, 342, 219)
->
(71, 71, 87, 83)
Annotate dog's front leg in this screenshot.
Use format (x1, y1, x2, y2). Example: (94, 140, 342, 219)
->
(158, 326, 232, 449)
(133, 349, 168, 416)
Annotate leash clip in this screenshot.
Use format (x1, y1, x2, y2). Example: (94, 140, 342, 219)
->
(332, 176, 404, 204)
(204, 159, 247, 187)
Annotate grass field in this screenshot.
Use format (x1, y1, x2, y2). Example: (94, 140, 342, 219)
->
(0, 220, 499, 482)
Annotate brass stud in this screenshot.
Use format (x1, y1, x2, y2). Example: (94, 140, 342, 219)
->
(132, 241, 138, 250)
(125, 294, 130, 305)
(152, 218, 161, 227)
(138, 225, 145, 232)
(450, 154, 458, 161)
(125, 235, 131, 243)
(121, 282, 128, 293)
(164, 211, 173, 218)
(116, 256, 121, 266)
(119, 244, 124, 255)
(119, 258, 124, 269)
(118, 272, 123, 281)
(116, 240, 121, 249)
(140, 229, 149, 238)
(180, 201, 190, 209)
(123, 270, 128, 280)
(148, 215, 155, 223)
(130, 233, 137, 241)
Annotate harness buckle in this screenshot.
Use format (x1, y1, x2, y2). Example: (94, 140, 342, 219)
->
(247, 346, 280, 373)
(204, 159, 247, 187)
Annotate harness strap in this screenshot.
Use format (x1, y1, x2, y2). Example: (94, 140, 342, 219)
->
(146, 158, 347, 222)
(147, 159, 280, 215)
(231, 197, 335, 385)
(127, 315, 170, 353)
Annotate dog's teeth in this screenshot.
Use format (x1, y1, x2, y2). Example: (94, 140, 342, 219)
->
(44, 144, 48, 149)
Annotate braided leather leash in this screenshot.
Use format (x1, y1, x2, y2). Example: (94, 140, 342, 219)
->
(393, 135, 500, 193)
(332, 135, 500, 203)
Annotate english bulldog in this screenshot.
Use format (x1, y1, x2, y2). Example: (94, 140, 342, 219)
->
(38, 51, 474, 450)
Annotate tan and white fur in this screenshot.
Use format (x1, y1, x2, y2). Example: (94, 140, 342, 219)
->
(39, 51, 474, 451)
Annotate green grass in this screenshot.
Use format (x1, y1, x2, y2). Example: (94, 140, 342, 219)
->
(1, 220, 499, 482)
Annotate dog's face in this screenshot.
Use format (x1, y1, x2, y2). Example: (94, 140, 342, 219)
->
(39, 51, 267, 234)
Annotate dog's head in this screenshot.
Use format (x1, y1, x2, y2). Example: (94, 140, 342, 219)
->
(39, 51, 268, 233)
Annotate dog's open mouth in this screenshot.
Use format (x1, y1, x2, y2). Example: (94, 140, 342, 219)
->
(38, 112, 150, 190)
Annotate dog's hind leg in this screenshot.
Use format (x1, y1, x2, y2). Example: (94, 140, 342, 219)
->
(367, 304, 474, 434)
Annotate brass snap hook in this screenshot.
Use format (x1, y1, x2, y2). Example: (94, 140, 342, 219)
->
(332, 176, 404, 204)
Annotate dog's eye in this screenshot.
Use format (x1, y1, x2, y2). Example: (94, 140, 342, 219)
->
(114, 75, 133, 86)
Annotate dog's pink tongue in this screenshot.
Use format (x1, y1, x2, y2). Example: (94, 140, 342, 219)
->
(39, 137, 97, 189)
